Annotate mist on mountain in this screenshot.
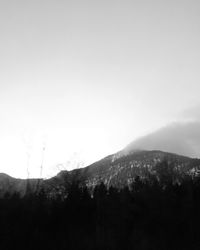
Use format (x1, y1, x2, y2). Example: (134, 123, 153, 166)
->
(124, 121, 200, 158)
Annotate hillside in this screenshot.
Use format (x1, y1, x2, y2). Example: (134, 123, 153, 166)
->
(47, 150, 200, 195)
(1, 150, 200, 197)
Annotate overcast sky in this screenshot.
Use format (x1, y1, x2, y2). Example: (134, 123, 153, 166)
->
(0, 0, 200, 178)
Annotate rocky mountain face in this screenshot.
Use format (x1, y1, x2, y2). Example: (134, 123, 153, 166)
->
(1, 150, 200, 197)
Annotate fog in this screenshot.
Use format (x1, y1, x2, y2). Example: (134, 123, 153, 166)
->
(125, 121, 200, 158)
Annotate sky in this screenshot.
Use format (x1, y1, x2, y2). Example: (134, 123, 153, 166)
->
(0, 0, 200, 178)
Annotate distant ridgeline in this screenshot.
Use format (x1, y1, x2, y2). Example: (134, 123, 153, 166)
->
(2, 154, 200, 250)
(1, 150, 200, 197)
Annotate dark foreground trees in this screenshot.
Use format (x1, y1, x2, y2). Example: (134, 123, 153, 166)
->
(1, 176, 200, 250)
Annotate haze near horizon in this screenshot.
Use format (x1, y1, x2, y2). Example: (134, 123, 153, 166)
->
(1, 0, 200, 178)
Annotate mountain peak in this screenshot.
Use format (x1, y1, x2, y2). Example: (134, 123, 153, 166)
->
(0, 149, 200, 197)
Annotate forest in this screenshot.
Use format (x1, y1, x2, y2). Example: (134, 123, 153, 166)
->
(0, 168, 200, 250)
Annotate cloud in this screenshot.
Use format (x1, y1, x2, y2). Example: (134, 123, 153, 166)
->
(181, 104, 200, 121)
(124, 121, 200, 158)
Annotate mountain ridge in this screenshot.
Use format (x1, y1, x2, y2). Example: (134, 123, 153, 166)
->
(1, 149, 200, 197)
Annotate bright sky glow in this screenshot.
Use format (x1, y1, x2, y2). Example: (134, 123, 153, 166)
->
(0, 0, 200, 178)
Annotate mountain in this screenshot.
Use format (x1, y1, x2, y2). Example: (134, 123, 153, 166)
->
(1, 150, 200, 197)
(0, 173, 42, 197)
(48, 150, 200, 193)
(32, 150, 200, 197)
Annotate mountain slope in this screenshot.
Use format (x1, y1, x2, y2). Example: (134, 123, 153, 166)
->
(0, 173, 42, 197)
(45, 150, 200, 197)
(1, 150, 200, 197)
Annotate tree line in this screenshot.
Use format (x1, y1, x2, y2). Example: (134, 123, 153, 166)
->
(1, 162, 200, 249)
